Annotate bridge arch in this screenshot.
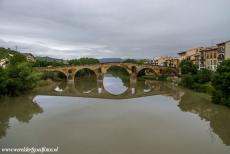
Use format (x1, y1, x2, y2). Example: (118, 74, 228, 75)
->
(103, 64, 132, 75)
(137, 67, 159, 77)
(45, 70, 67, 81)
(74, 68, 97, 80)
(102, 65, 130, 95)
(104, 65, 130, 77)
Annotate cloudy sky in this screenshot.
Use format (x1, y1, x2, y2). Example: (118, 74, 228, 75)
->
(0, 0, 230, 59)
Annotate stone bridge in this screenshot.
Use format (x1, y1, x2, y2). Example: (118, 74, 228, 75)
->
(39, 63, 178, 82)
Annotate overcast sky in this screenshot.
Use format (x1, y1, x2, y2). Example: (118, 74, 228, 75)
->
(0, 0, 230, 59)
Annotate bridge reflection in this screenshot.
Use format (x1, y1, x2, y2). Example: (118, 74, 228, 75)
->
(36, 78, 183, 100)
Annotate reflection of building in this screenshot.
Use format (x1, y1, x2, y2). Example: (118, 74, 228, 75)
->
(217, 40, 230, 64)
(153, 56, 179, 67)
(23, 53, 35, 62)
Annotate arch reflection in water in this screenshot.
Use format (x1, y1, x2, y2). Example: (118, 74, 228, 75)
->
(103, 66, 130, 95)
(103, 74, 129, 95)
(74, 68, 97, 94)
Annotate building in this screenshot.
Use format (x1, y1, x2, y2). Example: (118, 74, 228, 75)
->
(203, 46, 218, 71)
(23, 53, 35, 62)
(153, 56, 179, 67)
(178, 46, 219, 71)
(0, 58, 9, 69)
(194, 49, 205, 70)
(143, 59, 153, 65)
(177, 42, 230, 71)
(178, 47, 204, 66)
(217, 40, 230, 64)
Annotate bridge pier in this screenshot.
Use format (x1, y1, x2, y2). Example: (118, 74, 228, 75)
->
(97, 78, 104, 94)
(130, 73, 137, 95)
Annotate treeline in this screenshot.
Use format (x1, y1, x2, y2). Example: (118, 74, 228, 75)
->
(32, 57, 100, 67)
(32, 60, 66, 67)
(179, 59, 230, 106)
(0, 54, 40, 96)
(69, 58, 99, 65)
(123, 59, 144, 64)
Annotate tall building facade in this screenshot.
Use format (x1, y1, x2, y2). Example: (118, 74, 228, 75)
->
(153, 56, 179, 67)
(177, 41, 230, 71)
(204, 46, 218, 71)
(217, 40, 230, 64)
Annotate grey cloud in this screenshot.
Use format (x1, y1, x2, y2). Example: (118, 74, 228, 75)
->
(0, 0, 230, 59)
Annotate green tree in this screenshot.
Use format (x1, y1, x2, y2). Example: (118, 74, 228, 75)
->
(69, 58, 99, 65)
(123, 59, 138, 64)
(0, 68, 7, 95)
(211, 59, 230, 106)
(195, 69, 212, 84)
(32, 60, 66, 67)
(9, 54, 26, 65)
(181, 74, 195, 89)
(179, 60, 198, 75)
(5, 62, 41, 96)
(0, 54, 41, 96)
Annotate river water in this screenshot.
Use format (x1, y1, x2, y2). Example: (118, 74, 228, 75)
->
(0, 74, 230, 154)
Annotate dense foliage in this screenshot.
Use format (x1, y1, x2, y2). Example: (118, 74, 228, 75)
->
(123, 59, 144, 64)
(0, 54, 41, 96)
(32, 60, 66, 67)
(211, 59, 230, 106)
(0, 47, 19, 59)
(179, 60, 198, 75)
(69, 58, 99, 65)
(179, 59, 230, 106)
(180, 60, 213, 93)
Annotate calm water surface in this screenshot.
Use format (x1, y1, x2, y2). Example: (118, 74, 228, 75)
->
(0, 74, 230, 154)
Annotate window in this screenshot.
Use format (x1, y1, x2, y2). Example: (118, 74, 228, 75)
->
(214, 60, 216, 65)
(214, 53, 216, 58)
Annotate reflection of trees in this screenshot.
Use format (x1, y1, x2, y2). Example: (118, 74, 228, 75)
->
(0, 96, 43, 139)
(75, 78, 97, 92)
(178, 91, 230, 145)
(74, 69, 97, 92)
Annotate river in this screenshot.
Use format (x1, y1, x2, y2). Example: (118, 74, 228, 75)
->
(0, 73, 230, 154)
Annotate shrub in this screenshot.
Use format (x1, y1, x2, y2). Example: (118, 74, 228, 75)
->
(179, 60, 198, 75)
(181, 74, 195, 89)
(211, 59, 230, 106)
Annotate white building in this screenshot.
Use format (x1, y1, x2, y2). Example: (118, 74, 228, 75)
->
(0, 58, 9, 69)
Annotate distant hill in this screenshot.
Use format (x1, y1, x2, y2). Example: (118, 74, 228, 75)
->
(35, 56, 64, 62)
(99, 58, 124, 63)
